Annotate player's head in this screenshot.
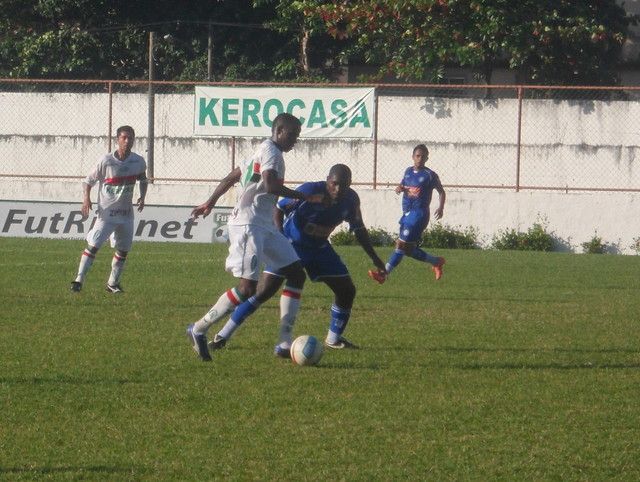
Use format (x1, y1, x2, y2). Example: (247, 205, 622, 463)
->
(116, 125, 135, 153)
(412, 144, 428, 169)
(326, 164, 352, 201)
(271, 113, 302, 152)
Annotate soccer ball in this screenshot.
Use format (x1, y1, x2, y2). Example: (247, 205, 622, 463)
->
(290, 335, 324, 366)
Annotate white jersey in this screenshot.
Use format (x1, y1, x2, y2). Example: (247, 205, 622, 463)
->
(228, 139, 285, 231)
(85, 151, 147, 222)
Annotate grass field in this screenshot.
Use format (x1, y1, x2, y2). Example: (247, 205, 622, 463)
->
(1, 237, 639, 481)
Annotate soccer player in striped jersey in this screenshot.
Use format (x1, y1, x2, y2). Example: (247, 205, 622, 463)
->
(187, 113, 323, 362)
(268, 163, 387, 349)
(70, 125, 147, 293)
(369, 144, 446, 284)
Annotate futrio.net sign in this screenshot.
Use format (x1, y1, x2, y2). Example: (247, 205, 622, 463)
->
(193, 86, 375, 138)
(0, 201, 232, 244)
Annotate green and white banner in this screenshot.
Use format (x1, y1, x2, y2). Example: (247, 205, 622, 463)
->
(194, 86, 375, 138)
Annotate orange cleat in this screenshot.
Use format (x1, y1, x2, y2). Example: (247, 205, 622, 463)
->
(367, 269, 387, 285)
(432, 257, 445, 281)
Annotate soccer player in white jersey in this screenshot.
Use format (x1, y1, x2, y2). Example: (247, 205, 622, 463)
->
(187, 113, 324, 362)
(70, 125, 148, 293)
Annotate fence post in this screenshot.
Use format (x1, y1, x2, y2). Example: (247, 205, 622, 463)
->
(107, 81, 113, 152)
(372, 89, 379, 189)
(515, 86, 523, 192)
(147, 32, 156, 183)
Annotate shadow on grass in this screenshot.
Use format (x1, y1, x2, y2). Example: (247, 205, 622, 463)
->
(452, 362, 640, 370)
(0, 375, 146, 385)
(0, 465, 146, 476)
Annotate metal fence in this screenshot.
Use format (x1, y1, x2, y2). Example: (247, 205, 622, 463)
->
(1, 79, 639, 192)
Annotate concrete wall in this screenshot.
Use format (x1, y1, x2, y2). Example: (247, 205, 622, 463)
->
(1, 92, 639, 253)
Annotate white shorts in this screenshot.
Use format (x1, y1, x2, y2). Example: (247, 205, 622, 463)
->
(86, 217, 135, 252)
(225, 224, 299, 281)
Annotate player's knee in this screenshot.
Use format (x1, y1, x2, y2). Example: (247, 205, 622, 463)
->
(237, 282, 257, 299)
(87, 245, 99, 255)
(287, 266, 306, 288)
(116, 250, 128, 258)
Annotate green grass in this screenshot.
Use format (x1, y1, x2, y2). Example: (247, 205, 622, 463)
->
(1, 237, 639, 481)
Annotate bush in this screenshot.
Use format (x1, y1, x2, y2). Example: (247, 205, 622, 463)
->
(366, 227, 396, 247)
(582, 234, 606, 254)
(331, 227, 395, 247)
(421, 224, 479, 249)
(330, 229, 357, 245)
(491, 223, 553, 251)
(631, 237, 640, 255)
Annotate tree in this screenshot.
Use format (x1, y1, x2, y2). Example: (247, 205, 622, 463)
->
(306, 0, 635, 85)
(0, 0, 339, 82)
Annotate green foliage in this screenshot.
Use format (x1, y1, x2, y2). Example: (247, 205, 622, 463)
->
(582, 234, 606, 254)
(421, 223, 478, 249)
(3, 239, 640, 480)
(365, 226, 396, 247)
(330, 227, 395, 246)
(307, 0, 635, 85)
(330, 228, 357, 245)
(491, 223, 554, 251)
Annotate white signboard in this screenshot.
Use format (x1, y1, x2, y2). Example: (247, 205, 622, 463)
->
(0, 201, 231, 244)
(194, 86, 375, 138)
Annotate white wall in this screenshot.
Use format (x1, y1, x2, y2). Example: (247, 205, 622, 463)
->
(1, 91, 639, 253)
(1, 177, 638, 254)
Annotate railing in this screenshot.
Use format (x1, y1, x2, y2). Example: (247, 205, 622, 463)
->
(1, 79, 639, 192)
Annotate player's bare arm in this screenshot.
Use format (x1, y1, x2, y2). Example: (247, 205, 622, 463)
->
(136, 174, 148, 212)
(81, 183, 93, 217)
(192, 167, 241, 219)
(354, 224, 386, 273)
(262, 169, 324, 203)
(434, 180, 446, 220)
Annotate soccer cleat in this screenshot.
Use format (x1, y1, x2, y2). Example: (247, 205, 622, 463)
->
(186, 323, 212, 361)
(324, 336, 359, 350)
(274, 344, 292, 359)
(367, 269, 387, 284)
(432, 257, 446, 281)
(106, 284, 124, 293)
(70, 281, 82, 292)
(207, 334, 227, 351)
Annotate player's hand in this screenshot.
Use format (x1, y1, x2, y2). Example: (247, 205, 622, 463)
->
(136, 197, 145, 212)
(191, 203, 212, 219)
(395, 185, 404, 194)
(81, 200, 92, 218)
(434, 207, 444, 220)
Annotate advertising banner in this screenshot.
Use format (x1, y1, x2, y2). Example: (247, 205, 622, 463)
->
(194, 86, 375, 138)
(0, 201, 231, 244)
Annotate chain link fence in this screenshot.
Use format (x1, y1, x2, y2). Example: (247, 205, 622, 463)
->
(1, 79, 639, 192)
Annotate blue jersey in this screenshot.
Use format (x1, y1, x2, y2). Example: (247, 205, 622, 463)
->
(277, 181, 364, 249)
(400, 166, 441, 216)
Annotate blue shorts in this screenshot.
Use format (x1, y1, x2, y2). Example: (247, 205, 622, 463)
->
(398, 211, 428, 243)
(266, 242, 348, 281)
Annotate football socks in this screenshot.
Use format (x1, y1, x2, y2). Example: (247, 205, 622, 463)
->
(193, 288, 246, 335)
(278, 286, 302, 346)
(107, 252, 127, 287)
(326, 304, 351, 344)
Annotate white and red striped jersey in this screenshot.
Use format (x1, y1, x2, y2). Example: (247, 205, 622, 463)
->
(84, 151, 147, 222)
(228, 139, 285, 231)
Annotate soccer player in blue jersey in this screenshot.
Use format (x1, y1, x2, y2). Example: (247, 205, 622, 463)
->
(266, 163, 387, 349)
(369, 144, 446, 284)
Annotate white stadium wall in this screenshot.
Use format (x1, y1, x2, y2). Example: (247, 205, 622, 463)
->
(0, 92, 638, 253)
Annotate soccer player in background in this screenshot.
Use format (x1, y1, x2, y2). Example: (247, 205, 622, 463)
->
(369, 144, 446, 284)
(187, 113, 323, 362)
(70, 125, 147, 293)
(267, 163, 387, 349)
